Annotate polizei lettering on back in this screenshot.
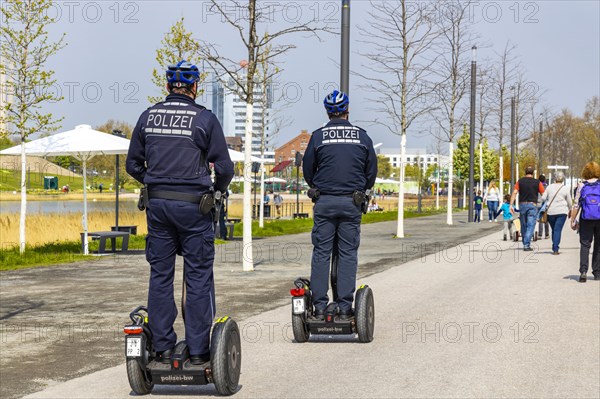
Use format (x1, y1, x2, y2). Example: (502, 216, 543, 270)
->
(322, 129, 360, 140)
(147, 113, 193, 129)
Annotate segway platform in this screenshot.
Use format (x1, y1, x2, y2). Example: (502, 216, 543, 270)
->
(125, 308, 241, 396)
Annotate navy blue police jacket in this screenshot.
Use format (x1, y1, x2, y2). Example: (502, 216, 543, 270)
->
(126, 93, 234, 195)
(303, 118, 377, 195)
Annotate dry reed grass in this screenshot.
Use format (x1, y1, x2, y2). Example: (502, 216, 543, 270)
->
(0, 211, 148, 248)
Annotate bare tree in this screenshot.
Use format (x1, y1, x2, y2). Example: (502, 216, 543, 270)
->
(199, 1, 331, 271)
(358, 0, 443, 238)
(489, 41, 519, 197)
(433, 0, 478, 225)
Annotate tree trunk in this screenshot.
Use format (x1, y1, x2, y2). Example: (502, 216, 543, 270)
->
(396, 134, 406, 238)
(447, 142, 454, 225)
(242, 102, 254, 272)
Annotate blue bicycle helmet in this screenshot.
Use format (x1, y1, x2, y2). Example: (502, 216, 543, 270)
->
(166, 60, 200, 86)
(324, 90, 349, 114)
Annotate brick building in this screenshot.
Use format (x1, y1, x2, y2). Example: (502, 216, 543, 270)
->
(274, 130, 312, 164)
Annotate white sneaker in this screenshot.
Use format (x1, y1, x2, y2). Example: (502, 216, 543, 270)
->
(494, 219, 498, 222)
(489, 220, 492, 223)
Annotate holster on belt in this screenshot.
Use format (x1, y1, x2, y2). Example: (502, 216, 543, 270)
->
(199, 193, 215, 215)
(138, 186, 149, 211)
(307, 188, 320, 203)
(353, 189, 372, 214)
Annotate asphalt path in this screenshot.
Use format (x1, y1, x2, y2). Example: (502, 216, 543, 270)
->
(22, 223, 600, 398)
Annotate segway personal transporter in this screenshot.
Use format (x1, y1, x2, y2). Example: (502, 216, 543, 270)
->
(290, 235, 375, 343)
(124, 192, 241, 396)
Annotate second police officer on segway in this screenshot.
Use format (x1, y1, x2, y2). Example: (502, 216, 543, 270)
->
(302, 90, 378, 321)
(126, 61, 234, 366)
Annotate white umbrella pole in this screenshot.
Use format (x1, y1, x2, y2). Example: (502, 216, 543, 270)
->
(82, 160, 89, 255)
(259, 163, 265, 228)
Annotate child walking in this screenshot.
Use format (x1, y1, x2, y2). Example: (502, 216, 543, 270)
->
(473, 190, 483, 223)
(496, 194, 515, 241)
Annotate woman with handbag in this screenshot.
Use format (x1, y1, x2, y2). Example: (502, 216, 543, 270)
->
(540, 171, 573, 255)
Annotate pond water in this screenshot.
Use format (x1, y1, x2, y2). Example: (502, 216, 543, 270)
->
(0, 200, 140, 214)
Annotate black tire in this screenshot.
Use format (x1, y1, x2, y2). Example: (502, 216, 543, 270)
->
(355, 286, 375, 343)
(211, 318, 241, 396)
(126, 358, 153, 395)
(292, 313, 310, 343)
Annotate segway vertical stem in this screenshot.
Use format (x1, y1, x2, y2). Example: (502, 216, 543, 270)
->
(331, 233, 339, 302)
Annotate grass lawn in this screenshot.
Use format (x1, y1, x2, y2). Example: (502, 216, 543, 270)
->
(1, 208, 451, 271)
(233, 208, 449, 237)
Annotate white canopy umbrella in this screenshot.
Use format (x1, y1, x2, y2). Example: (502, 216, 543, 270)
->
(0, 124, 131, 254)
(265, 177, 287, 184)
(375, 178, 401, 184)
(228, 149, 263, 163)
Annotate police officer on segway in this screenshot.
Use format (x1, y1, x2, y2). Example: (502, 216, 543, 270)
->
(126, 61, 234, 366)
(302, 90, 377, 321)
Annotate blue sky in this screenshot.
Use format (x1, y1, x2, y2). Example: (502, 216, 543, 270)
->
(14, 0, 599, 151)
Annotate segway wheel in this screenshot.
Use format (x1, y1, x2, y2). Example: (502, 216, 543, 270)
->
(292, 313, 310, 343)
(126, 358, 153, 395)
(211, 317, 241, 396)
(355, 285, 375, 343)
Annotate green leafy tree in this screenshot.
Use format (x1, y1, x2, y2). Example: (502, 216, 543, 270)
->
(453, 130, 499, 182)
(377, 155, 393, 178)
(0, 0, 66, 253)
(149, 18, 208, 104)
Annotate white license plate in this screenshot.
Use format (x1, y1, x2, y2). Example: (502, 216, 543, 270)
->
(292, 297, 305, 314)
(127, 336, 142, 357)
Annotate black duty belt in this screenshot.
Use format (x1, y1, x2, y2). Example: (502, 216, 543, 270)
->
(148, 190, 202, 204)
(320, 193, 354, 197)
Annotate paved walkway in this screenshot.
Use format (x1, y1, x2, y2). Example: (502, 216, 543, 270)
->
(2, 214, 598, 398)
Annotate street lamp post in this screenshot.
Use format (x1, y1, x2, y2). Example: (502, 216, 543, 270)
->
(510, 87, 516, 188)
(538, 114, 543, 176)
(468, 45, 477, 223)
(341, 0, 350, 93)
(112, 129, 125, 229)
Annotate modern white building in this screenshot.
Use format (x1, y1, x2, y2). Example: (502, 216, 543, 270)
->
(378, 148, 450, 173)
(212, 78, 275, 162)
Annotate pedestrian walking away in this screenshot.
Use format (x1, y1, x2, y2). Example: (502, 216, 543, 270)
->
(473, 190, 483, 223)
(571, 161, 600, 282)
(126, 60, 234, 365)
(537, 175, 550, 239)
(484, 181, 500, 222)
(303, 89, 377, 320)
(496, 194, 516, 241)
(511, 166, 545, 251)
(541, 172, 572, 255)
(273, 192, 283, 218)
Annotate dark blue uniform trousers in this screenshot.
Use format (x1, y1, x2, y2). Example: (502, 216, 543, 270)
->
(311, 195, 362, 312)
(146, 199, 215, 356)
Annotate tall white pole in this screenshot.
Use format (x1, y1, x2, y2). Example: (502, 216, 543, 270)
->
(19, 140, 27, 254)
(436, 161, 440, 210)
(242, 102, 254, 271)
(463, 183, 466, 209)
(447, 142, 454, 225)
(259, 162, 265, 228)
(479, 142, 484, 194)
(82, 160, 89, 255)
(396, 134, 406, 238)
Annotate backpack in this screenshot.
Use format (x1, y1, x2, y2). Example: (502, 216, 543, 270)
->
(580, 181, 600, 220)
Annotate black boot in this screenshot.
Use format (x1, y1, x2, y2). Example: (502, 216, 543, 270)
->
(157, 348, 173, 364)
(190, 353, 211, 366)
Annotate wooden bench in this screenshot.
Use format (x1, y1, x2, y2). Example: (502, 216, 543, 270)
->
(81, 231, 130, 254)
(111, 225, 138, 235)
